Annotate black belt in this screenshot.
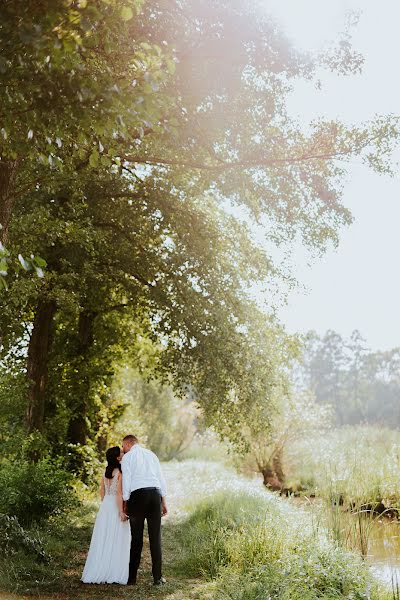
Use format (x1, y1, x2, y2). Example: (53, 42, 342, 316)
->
(131, 487, 159, 492)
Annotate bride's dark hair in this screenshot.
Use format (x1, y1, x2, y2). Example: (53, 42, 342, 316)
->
(105, 446, 122, 479)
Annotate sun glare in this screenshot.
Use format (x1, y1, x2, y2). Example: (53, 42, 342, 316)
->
(266, 0, 356, 51)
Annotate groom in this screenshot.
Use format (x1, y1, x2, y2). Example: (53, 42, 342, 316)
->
(121, 434, 168, 586)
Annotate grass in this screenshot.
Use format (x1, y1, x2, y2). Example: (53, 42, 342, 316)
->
(177, 491, 388, 600)
(285, 425, 400, 508)
(281, 425, 400, 571)
(0, 459, 394, 600)
(0, 497, 211, 600)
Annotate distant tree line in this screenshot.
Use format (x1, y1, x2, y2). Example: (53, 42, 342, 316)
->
(296, 330, 400, 427)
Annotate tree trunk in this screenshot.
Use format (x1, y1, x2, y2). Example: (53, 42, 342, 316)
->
(26, 298, 57, 434)
(272, 447, 285, 487)
(0, 158, 19, 244)
(97, 434, 107, 454)
(260, 463, 284, 491)
(67, 310, 95, 447)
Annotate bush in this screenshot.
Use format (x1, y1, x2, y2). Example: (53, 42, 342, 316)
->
(0, 459, 76, 525)
(0, 513, 47, 562)
(178, 492, 384, 600)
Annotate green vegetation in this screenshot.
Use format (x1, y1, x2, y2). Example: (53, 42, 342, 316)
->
(0, 458, 75, 525)
(1, 0, 398, 479)
(181, 493, 384, 600)
(0, 460, 393, 600)
(286, 425, 400, 507)
(239, 391, 331, 490)
(1, 1, 400, 599)
(278, 425, 400, 577)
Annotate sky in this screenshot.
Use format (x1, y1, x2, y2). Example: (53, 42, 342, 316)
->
(261, 0, 400, 351)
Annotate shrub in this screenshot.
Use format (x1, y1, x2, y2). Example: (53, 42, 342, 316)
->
(0, 459, 76, 525)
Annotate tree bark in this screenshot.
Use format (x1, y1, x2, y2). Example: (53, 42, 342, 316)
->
(260, 459, 284, 491)
(0, 158, 19, 244)
(261, 469, 282, 491)
(26, 298, 57, 434)
(272, 447, 285, 486)
(67, 310, 95, 447)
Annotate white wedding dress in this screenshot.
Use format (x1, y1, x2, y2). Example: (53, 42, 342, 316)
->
(81, 471, 131, 584)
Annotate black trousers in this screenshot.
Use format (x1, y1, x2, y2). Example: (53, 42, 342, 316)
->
(127, 488, 162, 582)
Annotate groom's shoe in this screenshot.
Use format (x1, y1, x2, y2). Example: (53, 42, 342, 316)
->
(127, 578, 137, 585)
(153, 577, 166, 586)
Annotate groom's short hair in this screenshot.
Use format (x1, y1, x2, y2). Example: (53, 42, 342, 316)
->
(123, 434, 138, 444)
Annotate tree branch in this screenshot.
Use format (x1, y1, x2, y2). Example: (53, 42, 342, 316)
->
(122, 149, 359, 172)
(93, 221, 154, 289)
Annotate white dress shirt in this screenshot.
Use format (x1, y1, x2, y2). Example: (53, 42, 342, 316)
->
(121, 444, 167, 501)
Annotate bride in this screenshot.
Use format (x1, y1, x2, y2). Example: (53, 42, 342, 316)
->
(81, 446, 131, 584)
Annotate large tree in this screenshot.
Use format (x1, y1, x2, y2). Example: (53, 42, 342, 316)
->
(1, 0, 398, 469)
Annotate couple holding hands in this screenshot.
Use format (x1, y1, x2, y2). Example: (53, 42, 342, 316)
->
(81, 434, 168, 586)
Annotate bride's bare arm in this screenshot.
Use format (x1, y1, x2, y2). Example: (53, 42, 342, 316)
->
(100, 476, 105, 501)
(117, 474, 127, 520)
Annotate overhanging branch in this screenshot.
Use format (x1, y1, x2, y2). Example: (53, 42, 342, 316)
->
(122, 149, 359, 172)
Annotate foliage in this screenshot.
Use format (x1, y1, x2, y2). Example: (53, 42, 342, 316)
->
(0, 459, 76, 525)
(110, 367, 197, 460)
(180, 429, 231, 463)
(240, 391, 332, 488)
(0, 356, 28, 457)
(0, 0, 171, 283)
(0, 458, 391, 599)
(2, 160, 297, 462)
(0, 513, 47, 562)
(178, 492, 383, 600)
(285, 425, 400, 506)
(1, 0, 399, 483)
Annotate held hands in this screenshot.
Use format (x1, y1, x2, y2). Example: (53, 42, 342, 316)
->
(120, 501, 128, 521)
(161, 498, 168, 517)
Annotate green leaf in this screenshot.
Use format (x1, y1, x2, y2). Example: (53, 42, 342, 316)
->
(100, 155, 111, 167)
(0, 260, 8, 276)
(33, 255, 47, 268)
(120, 6, 133, 21)
(89, 150, 99, 167)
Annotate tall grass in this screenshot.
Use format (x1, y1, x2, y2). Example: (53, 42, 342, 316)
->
(178, 491, 387, 600)
(1, 458, 395, 599)
(326, 501, 382, 560)
(285, 426, 400, 508)
(391, 572, 400, 600)
(320, 478, 382, 558)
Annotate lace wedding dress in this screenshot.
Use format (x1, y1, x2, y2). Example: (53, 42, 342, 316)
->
(81, 471, 131, 584)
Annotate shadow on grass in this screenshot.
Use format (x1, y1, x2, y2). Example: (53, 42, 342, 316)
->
(0, 502, 208, 600)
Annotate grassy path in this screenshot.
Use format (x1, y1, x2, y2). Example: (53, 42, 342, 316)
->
(0, 460, 260, 600)
(2, 461, 387, 600)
